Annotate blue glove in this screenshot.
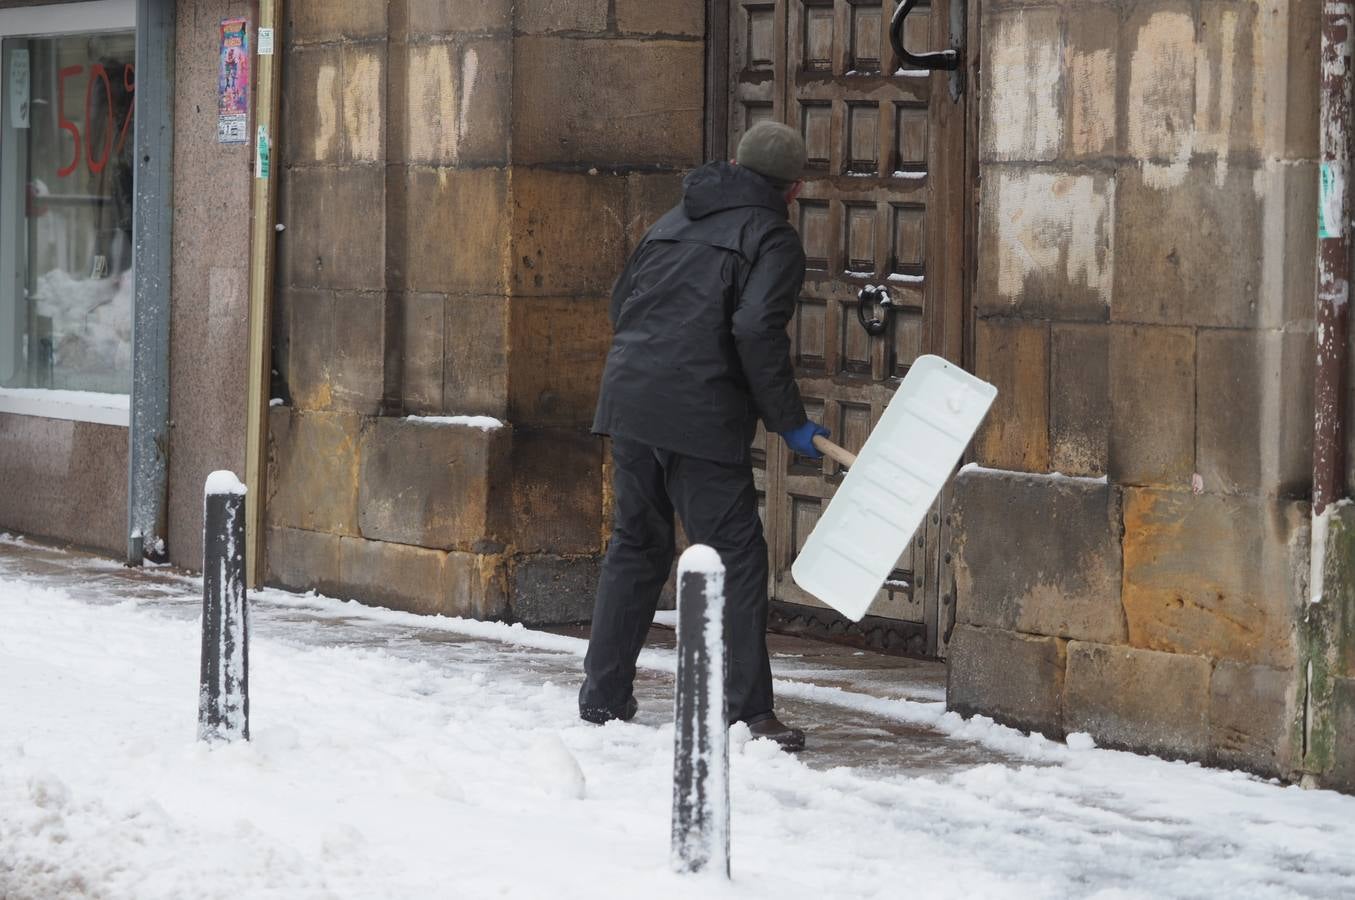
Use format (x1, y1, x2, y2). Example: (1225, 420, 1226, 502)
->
(780, 421, 830, 459)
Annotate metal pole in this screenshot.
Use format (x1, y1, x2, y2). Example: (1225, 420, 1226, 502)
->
(244, 0, 285, 587)
(1316, 1, 1353, 517)
(199, 472, 250, 742)
(127, 0, 176, 565)
(671, 544, 729, 878)
(1312, 1, 1354, 606)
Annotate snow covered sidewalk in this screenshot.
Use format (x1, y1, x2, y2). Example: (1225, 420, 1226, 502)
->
(3, 538, 1355, 899)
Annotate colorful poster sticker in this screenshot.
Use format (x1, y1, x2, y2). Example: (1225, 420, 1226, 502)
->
(217, 17, 249, 144)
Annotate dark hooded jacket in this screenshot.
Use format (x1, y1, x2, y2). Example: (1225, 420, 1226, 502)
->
(592, 162, 808, 465)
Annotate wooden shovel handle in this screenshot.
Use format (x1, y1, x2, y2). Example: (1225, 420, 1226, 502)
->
(813, 435, 858, 469)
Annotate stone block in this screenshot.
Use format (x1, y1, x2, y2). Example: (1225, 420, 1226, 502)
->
(1194, 0, 1319, 162)
(976, 167, 1113, 321)
(282, 46, 343, 165)
(1324, 676, 1355, 791)
(286, 289, 384, 414)
(1064, 6, 1117, 159)
(282, 167, 386, 292)
(458, 38, 512, 166)
(338, 536, 448, 616)
(517, 0, 609, 33)
(511, 169, 628, 296)
(973, 317, 1050, 472)
(1196, 328, 1313, 497)
(616, 0, 704, 36)
(357, 416, 511, 550)
(513, 37, 703, 166)
(289, 0, 386, 44)
(511, 428, 605, 555)
(341, 43, 385, 163)
(265, 526, 342, 596)
(0, 416, 127, 556)
(403, 42, 461, 166)
(266, 409, 362, 537)
(624, 172, 684, 251)
(1253, 161, 1317, 330)
(946, 624, 1066, 738)
(401, 167, 510, 295)
(953, 469, 1126, 644)
(980, 7, 1063, 162)
(444, 295, 510, 418)
(510, 554, 600, 625)
(446, 550, 510, 620)
(1064, 641, 1211, 760)
(1209, 661, 1298, 779)
(401, 38, 510, 167)
(1275, 0, 1320, 160)
(1121, 489, 1306, 668)
(70, 421, 132, 555)
(1113, 164, 1261, 328)
(509, 296, 611, 428)
(401, 293, 445, 414)
(1320, 505, 1355, 678)
(407, 0, 512, 35)
(1108, 324, 1194, 487)
(1193, 1, 1262, 161)
(1121, 1, 1195, 164)
(1050, 324, 1110, 476)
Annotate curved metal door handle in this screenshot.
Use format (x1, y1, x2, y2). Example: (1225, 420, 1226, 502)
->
(891, 0, 960, 72)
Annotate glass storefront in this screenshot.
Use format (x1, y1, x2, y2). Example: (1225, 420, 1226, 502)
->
(0, 26, 135, 396)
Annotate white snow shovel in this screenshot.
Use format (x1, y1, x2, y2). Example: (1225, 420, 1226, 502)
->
(791, 354, 997, 622)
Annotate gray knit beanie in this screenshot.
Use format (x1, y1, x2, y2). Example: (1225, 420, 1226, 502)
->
(736, 121, 807, 186)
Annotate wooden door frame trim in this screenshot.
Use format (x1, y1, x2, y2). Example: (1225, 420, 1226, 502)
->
(705, 0, 731, 164)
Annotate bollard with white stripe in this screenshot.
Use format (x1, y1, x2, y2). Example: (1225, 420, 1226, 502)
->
(671, 544, 729, 877)
(199, 470, 250, 742)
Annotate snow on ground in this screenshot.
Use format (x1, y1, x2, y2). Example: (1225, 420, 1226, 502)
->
(3, 569, 1355, 899)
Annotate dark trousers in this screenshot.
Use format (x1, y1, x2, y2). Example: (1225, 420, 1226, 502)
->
(579, 437, 774, 724)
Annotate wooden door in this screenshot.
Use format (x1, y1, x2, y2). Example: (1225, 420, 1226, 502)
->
(714, 0, 968, 657)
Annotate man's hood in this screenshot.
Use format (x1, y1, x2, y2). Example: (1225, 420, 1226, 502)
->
(681, 161, 789, 221)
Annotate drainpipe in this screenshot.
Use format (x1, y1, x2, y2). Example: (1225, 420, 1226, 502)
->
(127, 0, 176, 565)
(1313, 1, 1353, 600)
(1306, 0, 1355, 778)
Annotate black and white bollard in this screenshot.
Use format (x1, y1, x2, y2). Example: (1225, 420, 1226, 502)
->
(671, 544, 729, 877)
(199, 471, 250, 742)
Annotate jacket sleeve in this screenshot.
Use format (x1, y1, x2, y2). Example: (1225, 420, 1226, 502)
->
(732, 227, 809, 434)
(609, 241, 644, 327)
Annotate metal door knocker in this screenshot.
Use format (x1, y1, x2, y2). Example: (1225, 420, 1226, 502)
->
(891, 0, 960, 71)
(857, 285, 895, 336)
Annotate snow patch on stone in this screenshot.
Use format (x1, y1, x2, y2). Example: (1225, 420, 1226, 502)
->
(405, 415, 504, 431)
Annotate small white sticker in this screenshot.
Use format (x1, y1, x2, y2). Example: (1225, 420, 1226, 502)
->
(255, 125, 271, 179)
(258, 27, 274, 56)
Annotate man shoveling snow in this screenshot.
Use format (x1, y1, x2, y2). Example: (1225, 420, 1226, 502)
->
(579, 122, 829, 751)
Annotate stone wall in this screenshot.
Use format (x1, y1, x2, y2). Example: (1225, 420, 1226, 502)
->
(0, 416, 127, 554)
(950, 0, 1325, 781)
(166, 0, 255, 569)
(266, 0, 704, 622)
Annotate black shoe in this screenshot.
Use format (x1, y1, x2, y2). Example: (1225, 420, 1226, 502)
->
(579, 695, 638, 725)
(745, 713, 806, 752)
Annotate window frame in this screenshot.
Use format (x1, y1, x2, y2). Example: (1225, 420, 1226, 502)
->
(0, 0, 137, 428)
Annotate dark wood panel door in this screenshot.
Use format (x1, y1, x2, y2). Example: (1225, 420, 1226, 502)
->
(718, 0, 968, 656)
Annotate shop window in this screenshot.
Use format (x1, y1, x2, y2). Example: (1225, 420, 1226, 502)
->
(0, 25, 135, 404)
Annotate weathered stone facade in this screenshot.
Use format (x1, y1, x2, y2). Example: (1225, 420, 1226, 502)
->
(950, 0, 1349, 787)
(265, 0, 704, 622)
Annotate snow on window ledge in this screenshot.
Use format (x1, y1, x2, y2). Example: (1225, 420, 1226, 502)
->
(0, 388, 130, 427)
